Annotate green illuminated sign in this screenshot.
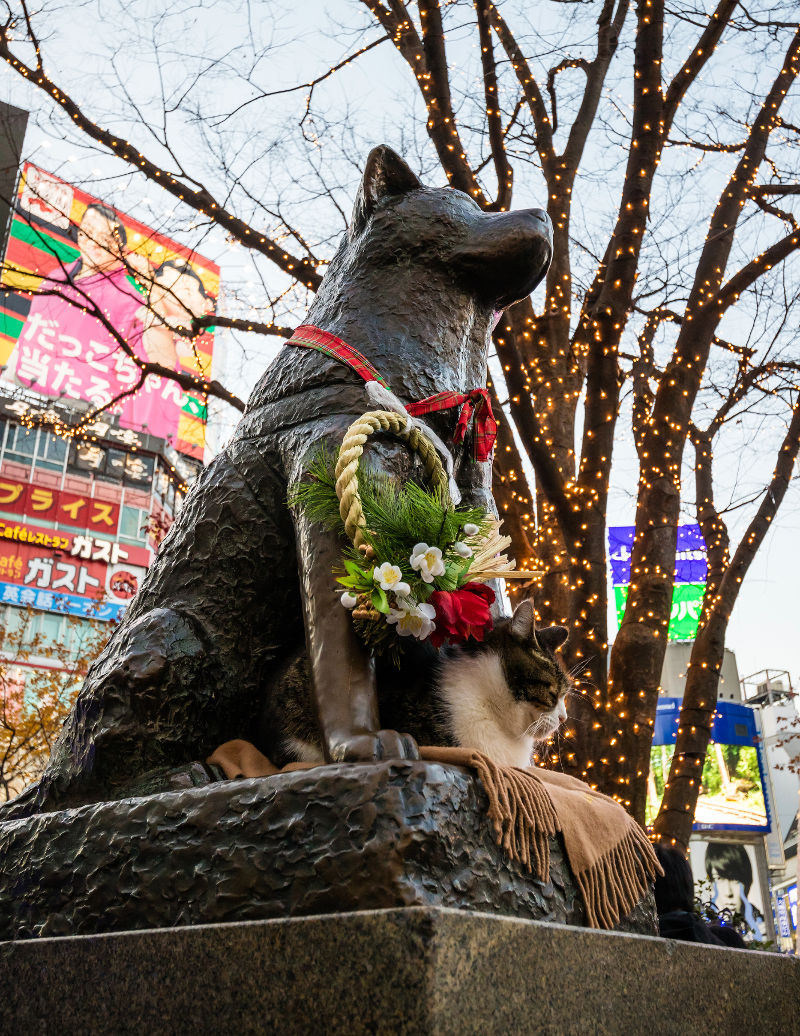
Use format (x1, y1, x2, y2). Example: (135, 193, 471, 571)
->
(613, 582, 705, 641)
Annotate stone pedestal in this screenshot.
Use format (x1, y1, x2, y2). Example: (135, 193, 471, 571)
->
(1, 907, 797, 1035)
(0, 761, 655, 939)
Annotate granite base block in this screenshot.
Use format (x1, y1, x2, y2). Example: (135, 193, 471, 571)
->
(1, 906, 796, 1036)
(0, 761, 655, 939)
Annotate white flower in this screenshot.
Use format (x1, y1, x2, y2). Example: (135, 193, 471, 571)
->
(341, 592, 358, 609)
(394, 581, 412, 598)
(454, 541, 473, 558)
(463, 523, 480, 537)
(409, 542, 446, 584)
(374, 562, 406, 592)
(386, 599, 437, 640)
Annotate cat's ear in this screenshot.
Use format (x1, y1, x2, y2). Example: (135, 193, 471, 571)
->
(510, 599, 536, 642)
(537, 625, 569, 653)
(351, 145, 422, 236)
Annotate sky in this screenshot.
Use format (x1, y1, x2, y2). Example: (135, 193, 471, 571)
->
(1, 0, 799, 690)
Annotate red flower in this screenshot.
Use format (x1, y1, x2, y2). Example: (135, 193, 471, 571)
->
(428, 582, 495, 648)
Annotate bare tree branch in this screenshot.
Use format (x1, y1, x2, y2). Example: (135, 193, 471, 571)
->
(664, 0, 739, 126)
(475, 0, 513, 211)
(191, 314, 294, 339)
(751, 183, 800, 196)
(487, 5, 556, 173)
(718, 228, 800, 313)
(360, 0, 488, 201)
(0, 5, 322, 289)
(546, 58, 590, 137)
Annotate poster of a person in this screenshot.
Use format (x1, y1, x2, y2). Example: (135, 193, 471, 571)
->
(121, 259, 215, 441)
(2, 165, 219, 457)
(12, 200, 149, 410)
(704, 841, 766, 941)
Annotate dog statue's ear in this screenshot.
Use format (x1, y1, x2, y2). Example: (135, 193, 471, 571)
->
(351, 145, 422, 236)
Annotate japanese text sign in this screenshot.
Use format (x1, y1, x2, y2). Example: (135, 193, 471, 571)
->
(0, 538, 147, 621)
(0, 581, 125, 622)
(613, 583, 706, 642)
(0, 163, 220, 460)
(608, 523, 708, 641)
(0, 477, 119, 533)
(608, 524, 707, 586)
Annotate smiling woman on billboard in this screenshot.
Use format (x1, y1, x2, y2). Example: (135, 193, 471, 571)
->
(121, 258, 214, 443)
(1, 163, 219, 459)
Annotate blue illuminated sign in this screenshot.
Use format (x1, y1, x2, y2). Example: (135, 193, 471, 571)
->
(608, 524, 707, 586)
(0, 580, 124, 621)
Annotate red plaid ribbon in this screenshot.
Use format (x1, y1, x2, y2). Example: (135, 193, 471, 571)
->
(406, 389, 496, 463)
(286, 325, 496, 461)
(289, 324, 388, 388)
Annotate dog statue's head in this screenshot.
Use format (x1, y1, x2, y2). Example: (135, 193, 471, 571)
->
(347, 145, 552, 311)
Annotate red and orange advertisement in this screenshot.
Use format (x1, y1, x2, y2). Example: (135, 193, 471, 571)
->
(0, 163, 221, 460)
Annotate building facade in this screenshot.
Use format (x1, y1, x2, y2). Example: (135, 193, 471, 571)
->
(0, 384, 198, 716)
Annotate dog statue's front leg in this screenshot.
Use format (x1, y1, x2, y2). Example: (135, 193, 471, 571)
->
(293, 508, 419, 763)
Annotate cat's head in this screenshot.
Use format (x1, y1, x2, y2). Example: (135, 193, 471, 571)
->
(487, 599, 571, 741)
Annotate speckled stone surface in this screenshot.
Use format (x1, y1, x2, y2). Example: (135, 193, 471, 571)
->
(1, 907, 796, 1035)
(0, 761, 655, 940)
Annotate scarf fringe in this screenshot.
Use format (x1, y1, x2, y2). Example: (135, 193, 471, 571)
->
(467, 752, 559, 882)
(574, 822, 662, 929)
(465, 750, 659, 930)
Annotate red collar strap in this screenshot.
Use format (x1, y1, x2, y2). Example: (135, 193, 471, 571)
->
(287, 324, 496, 462)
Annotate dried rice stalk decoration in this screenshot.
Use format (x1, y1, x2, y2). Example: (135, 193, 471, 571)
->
(469, 517, 542, 582)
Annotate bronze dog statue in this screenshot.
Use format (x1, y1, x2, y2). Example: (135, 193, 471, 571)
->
(1, 145, 551, 819)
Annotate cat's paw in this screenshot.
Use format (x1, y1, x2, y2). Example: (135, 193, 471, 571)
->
(329, 730, 420, 763)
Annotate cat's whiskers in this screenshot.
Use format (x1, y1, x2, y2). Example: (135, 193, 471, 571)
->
(523, 709, 559, 745)
(568, 659, 592, 680)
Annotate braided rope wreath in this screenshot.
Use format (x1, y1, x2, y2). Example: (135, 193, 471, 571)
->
(333, 409, 450, 549)
(307, 408, 540, 657)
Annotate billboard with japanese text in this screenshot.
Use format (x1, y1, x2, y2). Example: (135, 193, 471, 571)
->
(608, 524, 707, 640)
(0, 474, 120, 533)
(612, 583, 706, 641)
(0, 516, 149, 622)
(0, 163, 219, 460)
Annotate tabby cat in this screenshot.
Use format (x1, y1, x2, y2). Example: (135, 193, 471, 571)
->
(256, 599, 571, 769)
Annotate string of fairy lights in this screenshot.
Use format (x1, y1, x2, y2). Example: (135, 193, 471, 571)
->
(15, 403, 190, 497)
(1, 1, 798, 833)
(339, 3, 800, 824)
(476, 4, 800, 822)
(473, 1, 667, 801)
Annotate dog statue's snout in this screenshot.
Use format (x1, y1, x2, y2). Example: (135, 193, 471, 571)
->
(479, 206, 552, 307)
(524, 208, 552, 238)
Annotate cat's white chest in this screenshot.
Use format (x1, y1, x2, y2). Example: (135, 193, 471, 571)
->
(437, 653, 535, 768)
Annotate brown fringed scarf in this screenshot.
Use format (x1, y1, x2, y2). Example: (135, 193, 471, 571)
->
(206, 740, 662, 930)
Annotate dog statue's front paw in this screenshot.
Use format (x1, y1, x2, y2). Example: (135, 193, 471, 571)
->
(329, 730, 420, 763)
